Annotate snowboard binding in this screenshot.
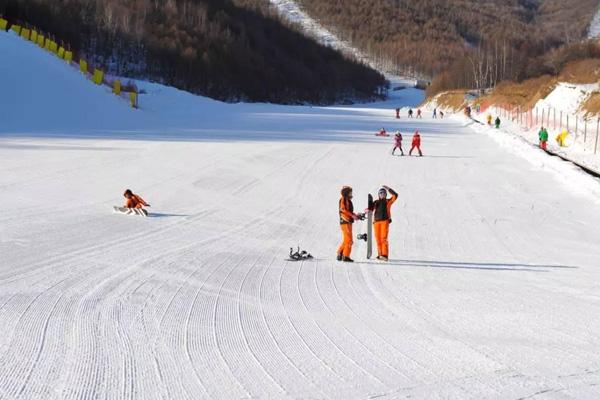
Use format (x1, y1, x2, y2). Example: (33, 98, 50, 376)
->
(357, 233, 368, 242)
(288, 246, 314, 261)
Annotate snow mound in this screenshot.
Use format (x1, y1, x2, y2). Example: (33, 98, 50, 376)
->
(534, 82, 599, 116)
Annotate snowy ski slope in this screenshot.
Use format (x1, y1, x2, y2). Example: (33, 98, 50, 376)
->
(589, 4, 600, 38)
(267, 0, 416, 88)
(2, 31, 600, 400)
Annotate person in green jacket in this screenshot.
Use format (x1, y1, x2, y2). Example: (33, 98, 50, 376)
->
(539, 127, 549, 150)
(495, 116, 501, 129)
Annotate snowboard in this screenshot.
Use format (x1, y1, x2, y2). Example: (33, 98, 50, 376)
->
(366, 194, 373, 259)
(356, 194, 374, 259)
(113, 206, 148, 217)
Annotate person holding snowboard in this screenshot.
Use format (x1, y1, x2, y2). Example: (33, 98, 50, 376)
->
(392, 131, 404, 156)
(338, 186, 362, 262)
(123, 189, 150, 209)
(409, 130, 423, 156)
(371, 186, 398, 261)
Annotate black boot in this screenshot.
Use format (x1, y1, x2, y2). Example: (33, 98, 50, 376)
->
(342, 256, 354, 263)
(337, 253, 343, 261)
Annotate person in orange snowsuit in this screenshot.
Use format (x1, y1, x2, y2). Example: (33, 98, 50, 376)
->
(409, 130, 423, 156)
(338, 186, 362, 262)
(372, 186, 397, 261)
(123, 189, 150, 209)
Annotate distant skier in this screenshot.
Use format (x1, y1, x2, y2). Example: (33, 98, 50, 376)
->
(395, 108, 400, 119)
(417, 108, 422, 119)
(372, 186, 398, 261)
(487, 114, 493, 126)
(376, 127, 389, 137)
(432, 108, 437, 119)
(409, 130, 423, 156)
(338, 186, 362, 262)
(539, 126, 549, 150)
(123, 189, 150, 209)
(439, 111, 445, 119)
(495, 116, 501, 129)
(408, 109, 414, 118)
(392, 131, 404, 156)
(556, 130, 569, 147)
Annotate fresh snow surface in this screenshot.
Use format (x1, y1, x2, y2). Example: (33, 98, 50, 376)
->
(589, 4, 600, 39)
(3, 31, 600, 400)
(534, 82, 599, 116)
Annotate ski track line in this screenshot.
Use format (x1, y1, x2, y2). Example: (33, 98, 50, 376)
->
(0, 207, 218, 283)
(0, 272, 77, 398)
(185, 250, 249, 398)
(247, 147, 343, 398)
(350, 264, 473, 374)
(364, 267, 507, 396)
(187, 209, 284, 398)
(295, 257, 387, 390)
(312, 259, 414, 386)
(208, 198, 309, 397)
(211, 254, 255, 398)
(258, 255, 332, 399)
(171, 148, 325, 399)
(45, 214, 260, 399)
(277, 254, 354, 393)
(237, 254, 289, 397)
(329, 263, 437, 383)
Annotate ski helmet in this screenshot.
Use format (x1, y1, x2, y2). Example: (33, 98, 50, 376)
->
(395, 131, 401, 136)
(378, 188, 387, 198)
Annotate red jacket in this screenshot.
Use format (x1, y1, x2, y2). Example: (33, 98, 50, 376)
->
(412, 133, 421, 147)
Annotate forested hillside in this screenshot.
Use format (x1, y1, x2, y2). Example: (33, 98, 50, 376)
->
(295, 0, 599, 95)
(0, 0, 386, 104)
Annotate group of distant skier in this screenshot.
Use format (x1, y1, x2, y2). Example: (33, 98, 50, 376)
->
(397, 107, 444, 119)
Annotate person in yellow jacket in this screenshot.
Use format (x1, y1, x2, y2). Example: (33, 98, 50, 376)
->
(338, 186, 362, 262)
(556, 130, 569, 147)
(371, 186, 398, 261)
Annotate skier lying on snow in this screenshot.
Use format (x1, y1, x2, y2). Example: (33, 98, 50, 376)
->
(123, 189, 150, 209)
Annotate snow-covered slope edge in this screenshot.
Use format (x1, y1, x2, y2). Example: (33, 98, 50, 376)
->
(589, 4, 600, 39)
(267, 0, 417, 89)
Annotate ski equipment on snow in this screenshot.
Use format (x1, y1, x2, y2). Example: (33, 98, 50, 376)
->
(113, 206, 149, 217)
(287, 246, 314, 261)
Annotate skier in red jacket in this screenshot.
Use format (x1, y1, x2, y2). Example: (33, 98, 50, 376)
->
(409, 130, 423, 156)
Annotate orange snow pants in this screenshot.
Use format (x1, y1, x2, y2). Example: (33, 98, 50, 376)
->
(338, 224, 353, 257)
(374, 220, 390, 257)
